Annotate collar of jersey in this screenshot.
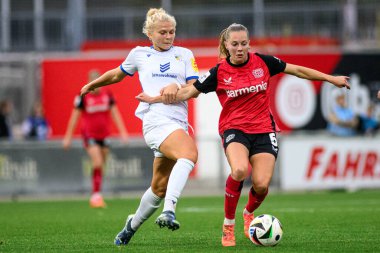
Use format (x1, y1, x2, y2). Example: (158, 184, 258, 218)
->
(227, 53, 250, 67)
(150, 45, 174, 53)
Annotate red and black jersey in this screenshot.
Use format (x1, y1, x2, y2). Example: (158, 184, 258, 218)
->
(194, 52, 286, 135)
(74, 89, 115, 139)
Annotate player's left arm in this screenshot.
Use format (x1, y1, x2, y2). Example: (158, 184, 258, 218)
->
(284, 63, 350, 89)
(110, 105, 129, 143)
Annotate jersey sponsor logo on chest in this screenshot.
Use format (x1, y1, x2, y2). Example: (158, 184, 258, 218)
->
(151, 62, 178, 79)
(160, 62, 170, 73)
(225, 81, 268, 98)
(86, 104, 109, 113)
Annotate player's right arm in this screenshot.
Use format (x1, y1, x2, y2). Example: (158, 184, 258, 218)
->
(81, 67, 126, 96)
(63, 108, 81, 149)
(136, 65, 218, 104)
(136, 84, 201, 104)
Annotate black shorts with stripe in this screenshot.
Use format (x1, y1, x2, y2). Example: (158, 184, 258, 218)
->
(83, 137, 110, 148)
(222, 129, 279, 159)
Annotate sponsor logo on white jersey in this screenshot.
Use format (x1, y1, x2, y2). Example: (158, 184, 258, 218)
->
(223, 77, 232, 85)
(252, 68, 264, 78)
(225, 81, 267, 98)
(160, 62, 170, 73)
(152, 62, 177, 78)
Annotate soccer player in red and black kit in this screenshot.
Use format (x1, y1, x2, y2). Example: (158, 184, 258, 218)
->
(136, 23, 350, 247)
(63, 70, 128, 208)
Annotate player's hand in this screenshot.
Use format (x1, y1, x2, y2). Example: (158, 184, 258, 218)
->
(330, 76, 350, 90)
(136, 92, 153, 103)
(62, 138, 71, 150)
(120, 132, 129, 144)
(80, 84, 94, 96)
(160, 83, 179, 104)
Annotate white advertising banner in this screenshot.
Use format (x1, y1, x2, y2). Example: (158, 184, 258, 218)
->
(279, 136, 380, 190)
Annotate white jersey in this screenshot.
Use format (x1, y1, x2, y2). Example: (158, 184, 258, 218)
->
(120, 46, 199, 122)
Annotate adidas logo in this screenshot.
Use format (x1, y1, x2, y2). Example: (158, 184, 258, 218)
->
(223, 77, 232, 85)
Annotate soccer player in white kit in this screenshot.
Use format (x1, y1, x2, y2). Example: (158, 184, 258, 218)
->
(80, 8, 199, 246)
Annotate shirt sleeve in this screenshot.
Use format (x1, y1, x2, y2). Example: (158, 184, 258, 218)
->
(256, 53, 286, 76)
(74, 95, 84, 110)
(120, 48, 137, 76)
(184, 49, 199, 81)
(193, 65, 219, 93)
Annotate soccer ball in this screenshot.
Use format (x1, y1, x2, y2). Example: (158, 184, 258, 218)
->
(248, 214, 283, 246)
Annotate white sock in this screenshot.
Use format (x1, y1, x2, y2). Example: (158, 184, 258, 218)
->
(131, 187, 162, 231)
(163, 158, 194, 213)
(224, 218, 235, 225)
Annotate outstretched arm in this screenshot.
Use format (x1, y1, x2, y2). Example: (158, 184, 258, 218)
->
(136, 84, 201, 104)
(80, 67, 127, 96)
(284, 63, 350, 89)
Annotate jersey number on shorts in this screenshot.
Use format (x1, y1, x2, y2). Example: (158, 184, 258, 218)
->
(269, 133, 278, 147)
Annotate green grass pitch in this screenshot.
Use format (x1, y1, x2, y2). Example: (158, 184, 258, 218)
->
(1, 189, 380, 253)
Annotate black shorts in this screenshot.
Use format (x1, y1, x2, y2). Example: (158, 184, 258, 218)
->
(222, 129, 279, 159)
(83, 138, 110, 148)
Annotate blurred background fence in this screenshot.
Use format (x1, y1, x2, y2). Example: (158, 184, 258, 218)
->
(1, 0, 379, 52)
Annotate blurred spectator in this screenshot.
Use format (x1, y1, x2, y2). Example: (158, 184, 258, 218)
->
(357, 103, 379, 136)
(327, 90, 358, 136)
(0, 100, 13, 140)
(22, 102, 50, 141)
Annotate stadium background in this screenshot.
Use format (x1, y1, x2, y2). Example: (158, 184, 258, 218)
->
(1, 0, 380, 196)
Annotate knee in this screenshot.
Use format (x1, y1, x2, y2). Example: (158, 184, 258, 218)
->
(186, 149, 198, 164)
(92, 160, 103, 168)
(178, 149, 198, 165)
(253, 182, 269, 195)
(230, 166, 248, 181)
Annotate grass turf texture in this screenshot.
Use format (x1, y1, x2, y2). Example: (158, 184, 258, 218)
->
(1, 190, 380, 253)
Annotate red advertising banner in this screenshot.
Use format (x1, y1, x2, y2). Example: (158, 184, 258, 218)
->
(42, 57, 201, 137)
(43, 52, 380, 137)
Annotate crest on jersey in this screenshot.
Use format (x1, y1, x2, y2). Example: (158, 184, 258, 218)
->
(223, 77, 232, 85)
(160, 62, 170, 73)
(175, 55, 182, 61)
(252, 68, 264, 78)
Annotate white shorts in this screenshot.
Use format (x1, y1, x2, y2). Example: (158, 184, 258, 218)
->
(143, 111, 188, 157)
